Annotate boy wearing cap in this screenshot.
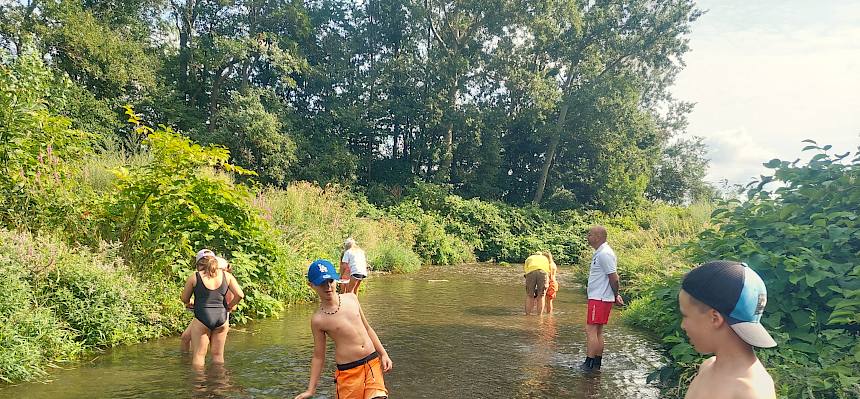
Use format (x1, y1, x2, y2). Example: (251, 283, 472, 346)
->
(296, 259, 392, 399)
(679, 260, 777, 399)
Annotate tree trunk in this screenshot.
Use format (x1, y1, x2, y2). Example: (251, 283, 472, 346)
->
(208, 62, 235, 133)
(437, 79, 458, 182)
(533, 100, 569, 205)
(177, 0, 197, 104)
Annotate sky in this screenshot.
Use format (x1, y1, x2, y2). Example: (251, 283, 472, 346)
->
(671, 0, 860, 188)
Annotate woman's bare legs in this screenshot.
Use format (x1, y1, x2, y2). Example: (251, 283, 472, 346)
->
(190, 318, 211, 367)
(208, 322, 230, 364)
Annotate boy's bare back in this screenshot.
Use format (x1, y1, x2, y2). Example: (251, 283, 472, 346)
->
(686, 356, 776, 399)
(311, 293, 376, 364)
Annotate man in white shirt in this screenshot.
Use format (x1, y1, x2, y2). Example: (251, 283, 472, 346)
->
(581, 225, 624, 372)
(340, 238, 369, 294)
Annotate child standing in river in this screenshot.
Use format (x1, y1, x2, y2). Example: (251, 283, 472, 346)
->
(295, 259, 392, 399)
(543, 251, 559, 314)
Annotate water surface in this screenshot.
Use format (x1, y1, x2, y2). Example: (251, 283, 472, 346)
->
(2, 264, 665, 398)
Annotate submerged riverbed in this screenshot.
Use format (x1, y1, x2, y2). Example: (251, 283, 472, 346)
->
(2, 264, 666, 398)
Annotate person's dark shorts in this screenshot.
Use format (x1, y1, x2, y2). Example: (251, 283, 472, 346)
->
(524, 270, 548, 298)
(352, 273, 367, 280)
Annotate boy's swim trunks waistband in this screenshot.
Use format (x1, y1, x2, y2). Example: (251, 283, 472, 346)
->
(337, 351, 379, 371)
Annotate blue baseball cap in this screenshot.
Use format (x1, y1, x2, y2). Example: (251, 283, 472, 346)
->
(682, 260, 777, 348)
(307, 259, 340, 286)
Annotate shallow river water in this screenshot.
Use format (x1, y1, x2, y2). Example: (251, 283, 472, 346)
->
(2, 264, 666, 398)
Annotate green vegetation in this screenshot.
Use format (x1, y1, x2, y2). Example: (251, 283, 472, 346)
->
(4, 2, 856, 398)
(624, 146, 860, 398)
(0, 0, 712, 210)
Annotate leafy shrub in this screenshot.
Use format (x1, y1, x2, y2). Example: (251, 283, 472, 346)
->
(633, 144, 860, 398)
(0, 231, 81, 382)
(369, 240, 422, 274)
(0, 229, 189, 382)
(388, 199, 475, 265)
(0, 51, 95, 236)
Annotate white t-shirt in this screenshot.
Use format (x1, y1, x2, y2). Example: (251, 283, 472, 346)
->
(587, 243, 617, 301)
(341, 247, 368, 277)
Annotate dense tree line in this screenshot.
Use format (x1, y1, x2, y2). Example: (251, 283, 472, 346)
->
(0, 0, 713, 212)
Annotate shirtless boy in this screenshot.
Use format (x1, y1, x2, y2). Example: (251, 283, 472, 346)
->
(295, 259, 393, 399)
(680, 260, 777, 399)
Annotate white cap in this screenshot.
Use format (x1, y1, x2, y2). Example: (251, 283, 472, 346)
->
(344, 237, 356, 249)
(195, 249, 215, 263)
(216, 256, 229, 270)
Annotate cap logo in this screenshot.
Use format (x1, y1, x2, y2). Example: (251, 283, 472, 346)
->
(755, 292, 766, 316)
(318, 264, 328, 273)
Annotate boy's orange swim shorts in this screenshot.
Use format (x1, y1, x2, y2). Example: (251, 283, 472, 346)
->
(334, 351, 388, 399)
(546, 280, 559, 300)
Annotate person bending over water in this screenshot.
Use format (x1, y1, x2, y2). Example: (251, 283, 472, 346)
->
(296, 259, 392, 399)
(680, 260, 776, 399)
(523, 253, 551, 315)
(181, 249, 235, 352)
(180, 253, 244, 367)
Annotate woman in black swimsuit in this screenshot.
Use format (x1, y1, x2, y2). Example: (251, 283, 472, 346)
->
(181, 254, 244, 367)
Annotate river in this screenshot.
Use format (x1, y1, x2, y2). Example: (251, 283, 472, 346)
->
(1, 264, 666, 398)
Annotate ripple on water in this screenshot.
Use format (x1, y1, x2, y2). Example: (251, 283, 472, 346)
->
(1, 264, 666, 398)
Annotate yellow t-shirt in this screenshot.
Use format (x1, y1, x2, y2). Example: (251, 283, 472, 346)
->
(523, 254, 550, 274)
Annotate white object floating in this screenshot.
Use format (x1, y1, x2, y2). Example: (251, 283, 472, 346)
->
(427, 279, 449, 282)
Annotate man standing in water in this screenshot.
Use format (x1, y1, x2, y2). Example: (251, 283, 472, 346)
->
(581, 225, 623, 371)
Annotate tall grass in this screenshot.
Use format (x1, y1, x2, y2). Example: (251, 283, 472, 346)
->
(0, 229, 187, 382)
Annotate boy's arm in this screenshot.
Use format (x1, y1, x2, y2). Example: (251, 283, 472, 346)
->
(180, 274, 195, 307)
(225, 272, 245, 311)
(295, 319, 327, 399)
(359, 303, 393, 372)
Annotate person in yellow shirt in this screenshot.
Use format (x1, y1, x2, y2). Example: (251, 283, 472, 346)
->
(523, 253, 551, 315)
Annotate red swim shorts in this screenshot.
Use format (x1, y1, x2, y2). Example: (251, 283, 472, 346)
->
(586, 299, 613, 325)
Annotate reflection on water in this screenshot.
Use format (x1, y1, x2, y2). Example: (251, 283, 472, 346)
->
(1, 264, 665, 398)
(191, 363, 243, 398)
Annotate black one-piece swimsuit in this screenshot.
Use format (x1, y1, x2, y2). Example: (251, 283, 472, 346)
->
(193, 271, 229, 330)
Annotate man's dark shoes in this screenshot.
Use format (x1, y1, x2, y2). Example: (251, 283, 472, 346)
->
(579, 356, 602, 372)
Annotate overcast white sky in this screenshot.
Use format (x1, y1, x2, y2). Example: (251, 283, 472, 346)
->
(672, 0, 860, 188)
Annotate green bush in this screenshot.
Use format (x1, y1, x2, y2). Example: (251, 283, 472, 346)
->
(370, 240, 422, 274)
(388, 183, 597, 266)
(0, 51, 96, 237)
(388, 199, 475, 265)
(0, 229, 188, 382)
(632, 145, 860, 398)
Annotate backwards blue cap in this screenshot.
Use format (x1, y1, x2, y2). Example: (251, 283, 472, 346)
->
(307, 259, 340, 286)
(682, 260, 777, 348)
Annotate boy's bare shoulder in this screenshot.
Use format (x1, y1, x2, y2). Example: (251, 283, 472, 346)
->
(310, 309, 329, 329)
(733, 363, 776, 399)
(732, 374, 776, 399)
(688, 357, 775, 399)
